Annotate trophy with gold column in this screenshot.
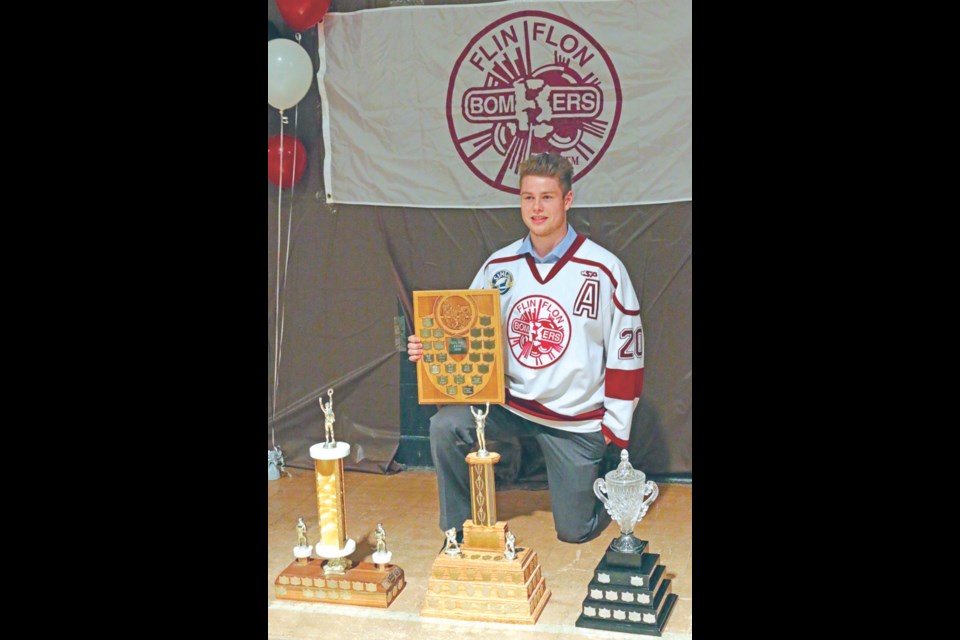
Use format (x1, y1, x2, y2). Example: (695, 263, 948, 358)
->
(420, 402, 551, 624)
(273, 389, 406, 607)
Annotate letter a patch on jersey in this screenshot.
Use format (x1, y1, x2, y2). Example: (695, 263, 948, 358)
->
(573, 278, 600, 319)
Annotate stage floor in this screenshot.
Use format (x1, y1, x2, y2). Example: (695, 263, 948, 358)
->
(268, 467, 692, 639)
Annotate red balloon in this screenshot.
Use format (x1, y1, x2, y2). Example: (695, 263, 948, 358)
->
(268, 134, 308, 189)
(276, 0, 331, 33)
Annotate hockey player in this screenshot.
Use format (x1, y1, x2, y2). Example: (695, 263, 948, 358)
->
(408, 153, 644, 544)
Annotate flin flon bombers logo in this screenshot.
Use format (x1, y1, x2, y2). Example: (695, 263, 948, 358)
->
(508, 295, 570, 368)
(447, 11, 622, 194)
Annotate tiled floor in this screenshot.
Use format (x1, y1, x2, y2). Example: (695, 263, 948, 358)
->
(268, 467, 692, 639)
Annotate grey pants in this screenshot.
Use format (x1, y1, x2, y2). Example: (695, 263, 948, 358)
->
(429, 404, 611, 543)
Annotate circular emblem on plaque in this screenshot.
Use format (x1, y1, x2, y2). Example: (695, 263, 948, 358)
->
(491, 269, 514, 294)
(434, 294, 477, 336)
(507, 295, 570, 368)
(447, 11, 622, 194)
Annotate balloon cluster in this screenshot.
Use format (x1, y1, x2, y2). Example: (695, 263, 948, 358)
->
(268, 1, 330, 188)
(267, 0, 330, 110)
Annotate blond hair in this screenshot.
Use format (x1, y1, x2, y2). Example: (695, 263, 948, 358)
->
(518, 152, 574, 195)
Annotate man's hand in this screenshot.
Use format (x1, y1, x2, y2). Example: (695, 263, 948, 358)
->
(407, 335, 424, 362)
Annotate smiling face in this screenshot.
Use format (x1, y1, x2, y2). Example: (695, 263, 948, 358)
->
(520, 175, 574, 257)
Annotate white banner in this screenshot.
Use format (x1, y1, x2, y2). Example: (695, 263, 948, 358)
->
(317, 0, 691, 208)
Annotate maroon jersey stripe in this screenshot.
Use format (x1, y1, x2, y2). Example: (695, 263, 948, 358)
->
(571, 256, 618, 287)
(570, 255, 640, 315)
(605, 367, 644, 400)
(601, 426, 629, 449)
(487, 254, 525, 266)
(613, 296, 641, 316)
(505, 389, 605, 421)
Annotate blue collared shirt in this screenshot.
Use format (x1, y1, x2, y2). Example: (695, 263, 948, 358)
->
(516, 224, 577, 264)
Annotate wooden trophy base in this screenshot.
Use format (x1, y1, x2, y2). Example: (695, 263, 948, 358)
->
(574, 541, 678, 636)
(274, 558, 405, 608)
(421, 522, 551, 624)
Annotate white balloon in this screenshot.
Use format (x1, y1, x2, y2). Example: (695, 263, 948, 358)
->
(267, 39, 314, 111)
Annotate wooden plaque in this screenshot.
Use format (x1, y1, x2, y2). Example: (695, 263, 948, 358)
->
(413, 289, 505, 405)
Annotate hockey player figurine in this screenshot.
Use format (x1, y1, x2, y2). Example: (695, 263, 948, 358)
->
(375, 522, 387, 555)
(504, 530, 517, 560)
(443, 528, 462, 557)
(319, 388, 336, 446)
(296, 517, 308, 548)
(471, 401, 490, 457)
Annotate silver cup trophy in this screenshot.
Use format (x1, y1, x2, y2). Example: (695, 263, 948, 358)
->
(593, 450, 659, 553)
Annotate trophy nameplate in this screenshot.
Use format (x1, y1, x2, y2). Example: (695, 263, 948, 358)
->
(413, 289, 505, 405)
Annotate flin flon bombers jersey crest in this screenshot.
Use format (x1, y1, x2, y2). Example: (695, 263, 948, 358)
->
(469, 233, 643, 447)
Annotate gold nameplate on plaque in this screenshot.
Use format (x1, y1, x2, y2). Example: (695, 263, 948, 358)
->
(413, 289, 505, 405)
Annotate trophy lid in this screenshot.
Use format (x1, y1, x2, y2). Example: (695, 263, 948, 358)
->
(606, 449, 645, 484)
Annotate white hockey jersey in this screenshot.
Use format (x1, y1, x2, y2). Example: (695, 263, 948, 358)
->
(469, 233, 644, 447)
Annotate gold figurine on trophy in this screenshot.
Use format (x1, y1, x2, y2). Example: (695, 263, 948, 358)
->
(319, 389, 336, 447)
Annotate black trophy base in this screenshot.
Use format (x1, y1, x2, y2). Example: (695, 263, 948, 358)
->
(593, 553, 662, 589)
(575, 592, 678, 636)
(605, 537, 649, 568)
(586, 562, 666, 602)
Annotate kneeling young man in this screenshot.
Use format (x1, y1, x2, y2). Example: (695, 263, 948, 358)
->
(408, 152, 644, 544)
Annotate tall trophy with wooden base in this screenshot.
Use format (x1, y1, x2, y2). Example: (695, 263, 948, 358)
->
(420, 402, 551, 624)
(575, 450, 678, 635)
(274, 389, 406, 608)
